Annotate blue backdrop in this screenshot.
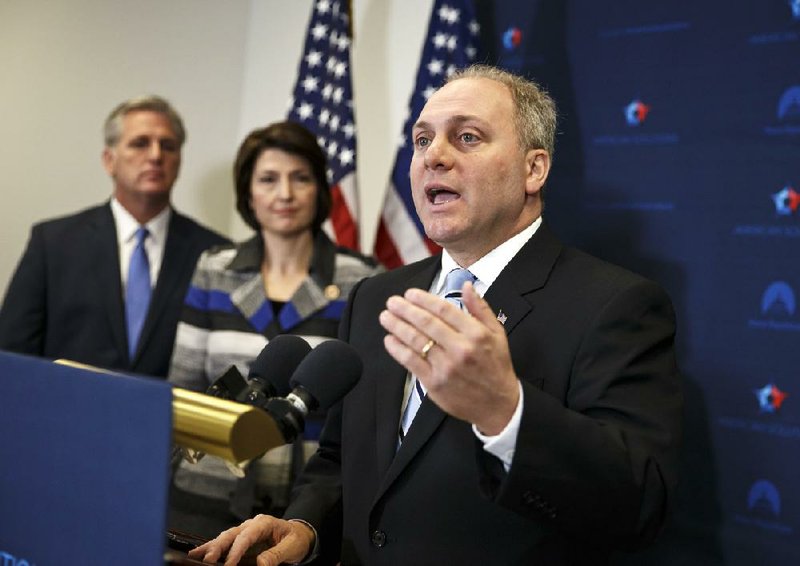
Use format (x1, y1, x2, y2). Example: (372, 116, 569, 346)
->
(480, 0, 800, 564)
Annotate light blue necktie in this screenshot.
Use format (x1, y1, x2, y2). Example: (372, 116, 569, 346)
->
(126, 227, 151, 359)
(441, 267, 476, 308)
(398, 268, 476, 443)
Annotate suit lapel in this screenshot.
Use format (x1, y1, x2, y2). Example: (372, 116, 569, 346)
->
(374, 257, 445, 494)
(279, 233, 340, 332)
(90, 204, 128, 362)
(483, 222, 563, 335)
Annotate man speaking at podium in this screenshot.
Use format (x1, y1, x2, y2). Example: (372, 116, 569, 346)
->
(190, 65, 682, 565)
(0, 95, 227, 378)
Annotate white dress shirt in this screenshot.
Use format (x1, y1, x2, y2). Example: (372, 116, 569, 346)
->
(110, 198, 171, 291)
(402, 216, 542, 471)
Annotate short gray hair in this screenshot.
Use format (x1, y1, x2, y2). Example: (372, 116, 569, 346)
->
(103, 95, 186, 147)
(445, 64, 557, 159)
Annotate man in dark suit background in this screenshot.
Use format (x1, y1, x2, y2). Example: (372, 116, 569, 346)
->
(190, 65, 682, 566)
(0, 95, 228, 378)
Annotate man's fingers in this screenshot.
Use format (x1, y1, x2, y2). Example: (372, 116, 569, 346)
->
(188, 543, 222, 565)
(224, 523, 266, 566)
(379, 302, 431, 353)
(383, 333, 429, 377)
(187, 526, 240, 564)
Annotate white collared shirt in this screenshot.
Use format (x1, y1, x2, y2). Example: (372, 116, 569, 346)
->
(405, 217, 542, 470)
(110, 198, 171, 290)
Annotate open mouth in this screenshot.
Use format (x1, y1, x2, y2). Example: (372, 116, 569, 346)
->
(427, 187, 460, 204)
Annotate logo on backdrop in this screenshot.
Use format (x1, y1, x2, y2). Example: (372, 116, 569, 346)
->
(778, 86, 800, 120)
(733, 184, 800, 238)
(719, 377, 799, 438)
(592, 96, 678, 146)
(498, 21, 531, 71)
(502, 26, 522, 50)
(765, 86, 800, 135)
(772, 184, 800, 215)
(762, 281, 796, 317)
(734, 479, 792, 534)
(754, 383, 790, 413)
(749, 479, 782, 517)
(791, 0, 800, 20)
(624, 99, 651, 126)
(748, 281, 800, 331)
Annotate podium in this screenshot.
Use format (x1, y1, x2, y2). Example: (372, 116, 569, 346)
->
(0, 351, 172, 565)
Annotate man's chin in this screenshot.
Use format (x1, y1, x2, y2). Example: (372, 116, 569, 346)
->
(136, 185, 173, 197)
(422, 222, 464, 247)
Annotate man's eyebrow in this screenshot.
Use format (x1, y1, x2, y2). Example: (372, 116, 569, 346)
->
(412, 114, 488, 132)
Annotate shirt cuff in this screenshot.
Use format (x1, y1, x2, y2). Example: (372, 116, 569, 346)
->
(472, 381, 524, 471)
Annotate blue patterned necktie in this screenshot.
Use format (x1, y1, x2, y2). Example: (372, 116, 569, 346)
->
(126, 227, 151, 359)
(398, 267, 476, 444)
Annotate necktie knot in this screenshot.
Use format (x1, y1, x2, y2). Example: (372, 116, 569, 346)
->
(442, 267, 476, 306)
(135, 226, 149, 247)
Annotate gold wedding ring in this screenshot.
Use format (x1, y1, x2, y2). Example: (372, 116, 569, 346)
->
(420, 339, 436, 360)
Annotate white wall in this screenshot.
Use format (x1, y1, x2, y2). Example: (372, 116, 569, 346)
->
(0, 0, 433, 296)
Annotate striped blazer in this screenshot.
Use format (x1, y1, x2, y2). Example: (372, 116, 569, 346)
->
(167, 232, 381, 515)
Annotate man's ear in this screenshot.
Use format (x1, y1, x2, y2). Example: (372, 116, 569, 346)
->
(101, 147, 115, 176)
(524, 149, 550, 196)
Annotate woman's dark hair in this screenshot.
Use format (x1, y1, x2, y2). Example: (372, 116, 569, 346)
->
(234, 121, 332, 233)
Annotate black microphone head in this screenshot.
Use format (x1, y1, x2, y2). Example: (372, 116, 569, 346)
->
(248, 335, 312, 397)
(289, 339, 362, 410)
(206, 365, 248, 399)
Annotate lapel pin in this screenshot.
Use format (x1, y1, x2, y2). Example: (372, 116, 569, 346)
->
(324, 284, 341, 300)
(496, 310, 508, 325)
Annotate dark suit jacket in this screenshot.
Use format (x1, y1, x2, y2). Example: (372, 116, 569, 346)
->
(0, 203, 228, 378)
(285, 223, 682, 565)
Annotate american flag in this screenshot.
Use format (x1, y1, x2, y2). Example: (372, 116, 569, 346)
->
(373, 0, 481, 268)
(288, 0, 359, 250)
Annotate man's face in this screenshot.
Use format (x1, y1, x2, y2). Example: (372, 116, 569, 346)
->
(102, 110, 181, 207)
(410, 77, 547, 264)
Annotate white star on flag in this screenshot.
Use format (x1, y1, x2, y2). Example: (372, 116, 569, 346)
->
(301, 76, 319, 93)
(439, 5, 460, 24)
(428, 59, 444, 75)
(311, 23, 327, 40)
(306, 50, 322, 67)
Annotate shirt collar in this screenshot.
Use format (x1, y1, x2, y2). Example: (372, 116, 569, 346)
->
(435, 216, 542, 293)
(110, 198, 171, 245)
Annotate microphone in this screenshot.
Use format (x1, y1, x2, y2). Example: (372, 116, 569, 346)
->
(186, 336, 312, 467)
(205, 335, 311, 404)
(264, 339, 363, 442)
(238, 335, 311, 405)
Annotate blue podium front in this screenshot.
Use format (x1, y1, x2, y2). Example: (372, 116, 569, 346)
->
(0, 351, 172, 565)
